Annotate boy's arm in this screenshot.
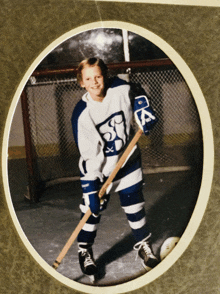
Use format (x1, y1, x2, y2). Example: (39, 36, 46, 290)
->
(129, 83, 158, 135)
(71, 101, 104, 181)
(72, 108, 105, 215)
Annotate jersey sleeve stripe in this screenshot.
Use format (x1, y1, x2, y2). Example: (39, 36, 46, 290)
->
(71, 99, 87, 147)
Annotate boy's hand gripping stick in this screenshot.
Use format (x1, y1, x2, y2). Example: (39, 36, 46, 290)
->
(52, 128, 143, 269)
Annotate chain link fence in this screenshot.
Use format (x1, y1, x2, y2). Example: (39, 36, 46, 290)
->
(22, 61, 203, 198)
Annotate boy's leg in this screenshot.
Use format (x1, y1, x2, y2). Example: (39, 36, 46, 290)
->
(77, 195, 110, 276)
(118, 182, 149, 241)
(118, 183, 159, 271)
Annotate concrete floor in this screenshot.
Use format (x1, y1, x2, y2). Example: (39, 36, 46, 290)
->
(8, 159, 202, 287)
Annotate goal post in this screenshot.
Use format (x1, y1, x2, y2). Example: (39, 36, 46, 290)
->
(20, 59, 203, 202)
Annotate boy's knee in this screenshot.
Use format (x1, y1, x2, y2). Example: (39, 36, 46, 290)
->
(119, 185, 144, 206)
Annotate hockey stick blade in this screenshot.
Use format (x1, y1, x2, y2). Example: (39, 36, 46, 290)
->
(52, 128, 143, 269)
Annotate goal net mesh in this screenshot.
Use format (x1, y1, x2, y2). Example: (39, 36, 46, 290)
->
(24, 63, 203, 187)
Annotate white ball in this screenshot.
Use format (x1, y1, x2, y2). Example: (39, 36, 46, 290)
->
(160, 237, 180, 260)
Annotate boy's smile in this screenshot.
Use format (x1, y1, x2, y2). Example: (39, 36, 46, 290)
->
(80, 65, 105, 102)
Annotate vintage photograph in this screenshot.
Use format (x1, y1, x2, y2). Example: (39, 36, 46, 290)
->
(7, 27, 204, 287)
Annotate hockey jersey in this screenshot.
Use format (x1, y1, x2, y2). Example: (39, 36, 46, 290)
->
(71, 77, 143, 193)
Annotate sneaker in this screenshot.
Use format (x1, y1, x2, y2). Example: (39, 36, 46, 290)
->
(133, 234, 159, 271)
(78, 246, 97, 276)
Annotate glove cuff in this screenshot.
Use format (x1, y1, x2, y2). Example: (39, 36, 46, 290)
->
(81, 178, 101, 194)
(133, 95, 150, 112)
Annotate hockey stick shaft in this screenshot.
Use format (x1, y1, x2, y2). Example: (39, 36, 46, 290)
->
(52, 128, 143, 269)
(98, 128, 143, 198)
(52, 209, 91, 269)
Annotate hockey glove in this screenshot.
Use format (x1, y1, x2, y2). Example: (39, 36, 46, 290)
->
(134, 95, 158, 135)
(81, 178, 101, 215)
(99, 194, 110, 212)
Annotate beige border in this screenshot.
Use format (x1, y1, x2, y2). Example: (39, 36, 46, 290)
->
(88, 0, 220, 7)
(2, 21, 214, 294)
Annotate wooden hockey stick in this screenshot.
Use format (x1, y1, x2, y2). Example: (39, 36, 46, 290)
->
(52, 128, 143, 269)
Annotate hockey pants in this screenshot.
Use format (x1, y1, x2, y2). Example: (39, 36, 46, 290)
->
(77, 181, 150, 247)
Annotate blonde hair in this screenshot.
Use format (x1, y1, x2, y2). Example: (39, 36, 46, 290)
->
(77, 57, 108, 84)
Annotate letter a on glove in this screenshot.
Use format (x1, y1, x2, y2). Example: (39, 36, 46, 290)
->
(134, 95, 158, 135)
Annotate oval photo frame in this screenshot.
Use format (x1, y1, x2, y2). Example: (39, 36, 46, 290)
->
(2, 21, 214, 294)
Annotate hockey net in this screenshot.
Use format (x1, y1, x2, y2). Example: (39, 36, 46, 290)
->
(20, 59, 203, 201)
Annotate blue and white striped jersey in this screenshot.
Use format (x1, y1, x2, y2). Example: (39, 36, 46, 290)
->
(71, 77, 143, 194)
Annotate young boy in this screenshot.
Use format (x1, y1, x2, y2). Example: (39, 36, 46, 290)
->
(71, 57, 158, 278)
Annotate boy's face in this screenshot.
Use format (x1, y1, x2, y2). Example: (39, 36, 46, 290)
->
(80, 65, 105, 101)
